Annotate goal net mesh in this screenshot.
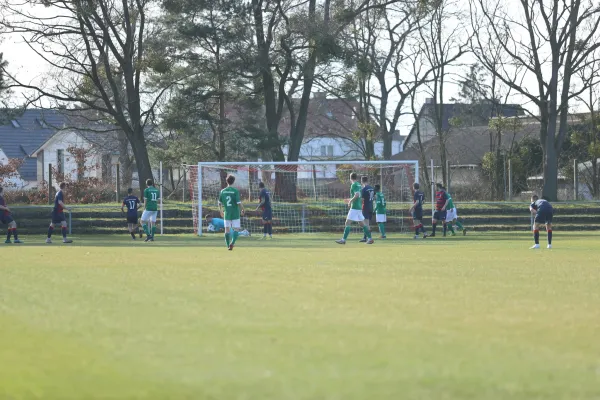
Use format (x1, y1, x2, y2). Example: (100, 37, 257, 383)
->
(187, 162, 418, 235)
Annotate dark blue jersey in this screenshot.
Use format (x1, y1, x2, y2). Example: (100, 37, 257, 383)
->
(530, 199, 552, 212)
(414, 190, 425, 210)
(361, 185, 375, 211)
(259, 188, 272, 211)
(122, 195, 141, 217)
(54, 190, 64, 213)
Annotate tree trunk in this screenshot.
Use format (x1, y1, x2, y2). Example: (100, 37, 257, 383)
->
(274, 165, 297, 202)
(129, 129, 153, 194)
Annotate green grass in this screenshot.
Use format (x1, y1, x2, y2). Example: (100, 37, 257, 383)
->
(1, 233, 599, 400)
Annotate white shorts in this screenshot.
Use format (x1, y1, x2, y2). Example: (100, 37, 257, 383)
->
(376, 214, 387, 223)
(141, 210, 158, 223)
(225, 219, 241, 229)
(346, 209, 365, 222)
(446, 208, 457, 221)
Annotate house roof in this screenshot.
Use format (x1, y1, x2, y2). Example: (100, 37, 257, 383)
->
(394, 123, 539, 165)
(404, 102, 525, 147)
(0, 109, 65, 181)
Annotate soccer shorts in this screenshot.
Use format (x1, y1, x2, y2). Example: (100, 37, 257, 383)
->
(433, 210, 447, 221)
(534, 209, 553, 224)
(262, 209, 272, 221)
(127, 215, 139, 224)
(225, 219, 241, 229)
(0, 215, 14, 225)
(412, 208, 423, 220)
(51, 211, 66, 224)
(141, 210, 158, 223)
(376, 214, 387, 223)
(346, 209, 365, 222)
(446, 208, 457, 221)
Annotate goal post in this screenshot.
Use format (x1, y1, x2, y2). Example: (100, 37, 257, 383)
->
(187, 160, 419, 236)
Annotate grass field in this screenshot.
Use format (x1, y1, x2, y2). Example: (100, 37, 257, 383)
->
(1, 232, 599, 400)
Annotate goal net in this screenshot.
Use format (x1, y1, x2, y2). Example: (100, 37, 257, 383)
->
(187, 161, 419, 236)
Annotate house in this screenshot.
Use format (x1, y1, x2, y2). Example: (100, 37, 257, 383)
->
(0, 109, 63, 188)
(403, 99, 525, 149)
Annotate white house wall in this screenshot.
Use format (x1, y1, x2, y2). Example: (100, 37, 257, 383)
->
(0, 148, 28, 189)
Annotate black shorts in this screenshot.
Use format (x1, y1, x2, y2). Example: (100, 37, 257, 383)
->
(52, 212, 66, 224)
(534, 209, 553, 224)
(0, 215, 14, 225)
(127, 215, 139, 224)
(412, 208, 423, 220)
(433, 210, 447, 221)
(262, 209, 272, 221)
(362, 210, 373, 221)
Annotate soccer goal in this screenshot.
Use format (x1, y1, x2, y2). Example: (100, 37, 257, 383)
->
(187, 161, 419, 236)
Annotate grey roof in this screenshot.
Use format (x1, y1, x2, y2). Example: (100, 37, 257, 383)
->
(0, 109, 66, 181)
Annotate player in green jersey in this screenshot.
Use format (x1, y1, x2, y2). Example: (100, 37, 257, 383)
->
(336, 172, 373, 245)
(218, 174, 245, 251)
(374, 184, 387, 239)
(443, 187, 466, 236)
(141, 179, 160, 242)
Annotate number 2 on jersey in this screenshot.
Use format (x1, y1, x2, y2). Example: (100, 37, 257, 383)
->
(226, 196, 232, 207)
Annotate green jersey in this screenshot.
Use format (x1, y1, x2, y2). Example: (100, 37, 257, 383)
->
(144, 186, 160, 211)
(375, 192, 386, 214)
(350, 181, 362, 210)
(219, 186, 241, 220)
(446, 193, 455, 209)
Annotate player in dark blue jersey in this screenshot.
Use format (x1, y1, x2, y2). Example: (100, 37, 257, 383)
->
(529, 194, 553, 249)
(409, 182, 427, 239)
(0, 186, 22, 244)
(121, 188, 142, 240)
(46, 182, 73, 244)
(360, 176, 375, 242)
(255, 182, 273, 239)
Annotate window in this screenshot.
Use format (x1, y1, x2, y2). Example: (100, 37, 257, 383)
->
(320, 145, 326, 156)
(327, 145, 334, 157)
(10, 120, 20, 128)
(57, 149, 65, 175)
(321, 145, 334, 157)
(37, 119, 49, 128)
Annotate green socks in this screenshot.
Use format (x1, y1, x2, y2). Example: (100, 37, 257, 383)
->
(456, 221, 464, 230)
(225, 233, 231, 247)
(343, 226, 351, 240)
(231, 230, 239, 245)
(142, 224, 149, 236)
(378, 223, 386, 236)
(151, 226, 156, 237)
(362, 225, 372, 239)
(448, 224, 455, 234)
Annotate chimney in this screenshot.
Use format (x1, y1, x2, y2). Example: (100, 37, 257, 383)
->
(314, 92, 327, 100)
(425, 98, 434, 104)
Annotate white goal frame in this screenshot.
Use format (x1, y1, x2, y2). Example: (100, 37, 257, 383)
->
(195, 160, 419, 236)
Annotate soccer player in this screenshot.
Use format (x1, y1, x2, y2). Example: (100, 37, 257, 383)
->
(529, 194, 553, 249)
(255, 182, 273, 239)
(141, 179, 160, 242)
(359, 176, 375, 242)
(374, 184, 387, 239)
(443, 188, 466, 236)
(218, 174, 245, 250)
(205, 215, 225, 232)
(335, 172, 373, 245)
(46, 182, 73, 244)
(429, 183, 449, 237)
(121, 188, 142, 240)
(0, 186, 22, 244)
(409, 182, 426, 239)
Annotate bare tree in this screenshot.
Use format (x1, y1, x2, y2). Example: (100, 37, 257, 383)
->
(0, 0, 180, 193)
(470, 0, 600, 200)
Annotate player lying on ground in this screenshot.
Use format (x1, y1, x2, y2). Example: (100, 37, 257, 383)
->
(0, 186, 22, 244)
(219, 174, 245, 251)
(205, 215, 250, 236)
(47, 182, 73, 244)
(122, 188, 142, 240)
(530, 195, 553, 249)
(141, 179, 160, 242)
(360, 176, 375, 242)
(442, 187, 466, 236)
(409, 182, 427, 239)
(429, 183, 449, 237)
(374, 184, 387, 239)
(336, 172, 373, 245)
(255, 182, 273, 239)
